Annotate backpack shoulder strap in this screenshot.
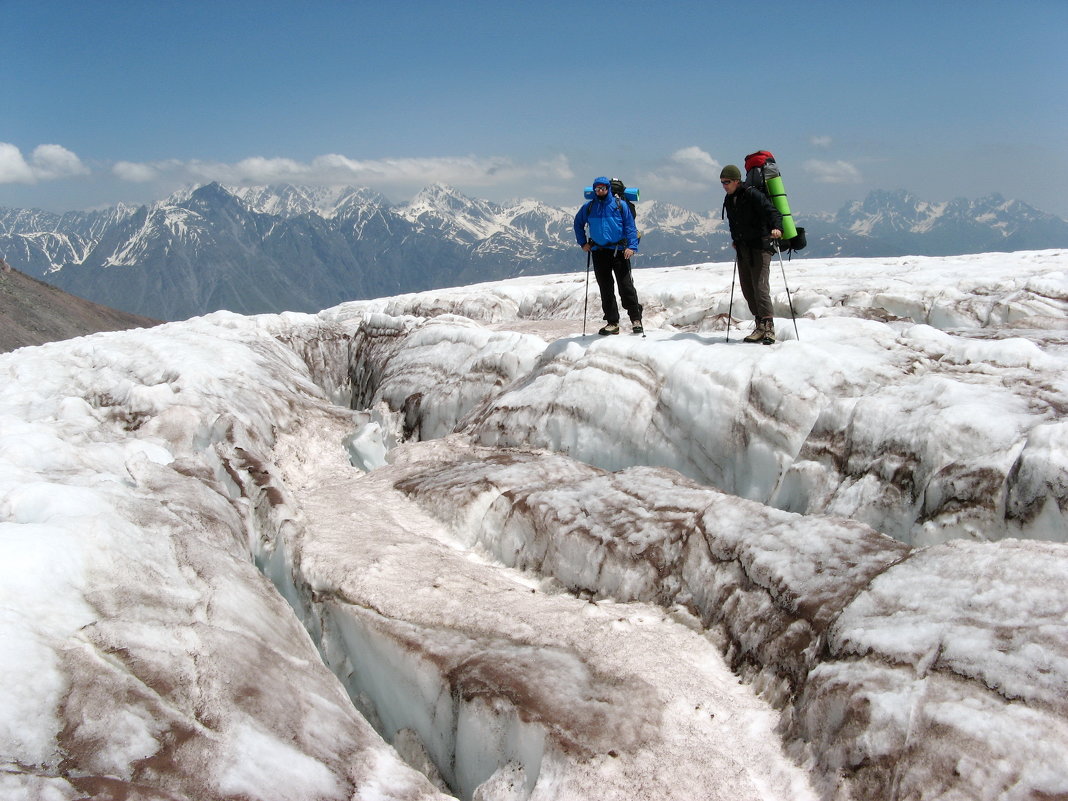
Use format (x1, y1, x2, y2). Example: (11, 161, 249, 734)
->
(587, 197, 625, 217)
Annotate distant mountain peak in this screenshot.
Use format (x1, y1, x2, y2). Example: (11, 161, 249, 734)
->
(405, 183, 485, 212)
(418, 182, 462, 197)
(226, 184, 390, 219)
(395, 184, 504, 242)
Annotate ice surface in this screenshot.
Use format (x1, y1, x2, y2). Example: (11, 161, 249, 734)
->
(2, 250, 1066, 799)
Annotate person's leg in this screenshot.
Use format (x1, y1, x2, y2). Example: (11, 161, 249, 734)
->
(592, 249, 620, 325)
(736, 243, 768, 342)
(754, 250, 774, 321)
(612, 253, 642, 324)
(735, 243, 760, 319)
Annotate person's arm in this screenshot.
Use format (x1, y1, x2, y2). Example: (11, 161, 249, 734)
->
(573, 204, 590, 247)
(759, 191, 784, 237)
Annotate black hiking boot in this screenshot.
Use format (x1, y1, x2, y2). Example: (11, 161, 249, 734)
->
(598, 323, 620, 335)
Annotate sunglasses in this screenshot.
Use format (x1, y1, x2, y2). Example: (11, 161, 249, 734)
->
(720, 179, 736, 185)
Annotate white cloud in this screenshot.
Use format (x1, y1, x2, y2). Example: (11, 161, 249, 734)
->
(31, 145, 90, 180)
(113, 161, 160, 182)
(639, 147, 724, 195)
(113, 153, 574, 193)
(803, 159, 862, 184)
(810, 136, 832, 148)
(0, 143, 88, 184)
(0, 143, 35, 183)
(669, 146, 722, 181)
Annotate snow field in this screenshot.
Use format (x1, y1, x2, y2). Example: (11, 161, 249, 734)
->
(1, 250, 1066, 800)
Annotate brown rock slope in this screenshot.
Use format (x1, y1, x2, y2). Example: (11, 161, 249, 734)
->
(0, 259, 160, 353)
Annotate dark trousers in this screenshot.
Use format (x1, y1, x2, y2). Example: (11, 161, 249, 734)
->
(592, 248, 642, 324)
(735, 241, 773, 321)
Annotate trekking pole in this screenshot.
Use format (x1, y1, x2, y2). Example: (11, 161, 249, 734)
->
(774, 242, 800, 341)
(582, 249, 591, 336)
(726, 253, 737, 343)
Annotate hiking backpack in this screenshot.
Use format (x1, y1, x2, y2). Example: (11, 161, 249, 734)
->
(736, 150, 806, 254)
(743, 150, 780, 193)
(609, 179, 637, 226)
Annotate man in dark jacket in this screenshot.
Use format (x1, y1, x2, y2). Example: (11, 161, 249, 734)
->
(574, 177, 642, 335)
(720, 164, 782, 343)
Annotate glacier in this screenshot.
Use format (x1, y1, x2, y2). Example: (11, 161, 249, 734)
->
(1, 250, 1066, 800)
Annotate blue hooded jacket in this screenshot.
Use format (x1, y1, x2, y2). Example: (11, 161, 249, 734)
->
(573, 177, 639, 251)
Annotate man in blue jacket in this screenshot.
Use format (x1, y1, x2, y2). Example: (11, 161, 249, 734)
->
(574, 177, 643, 335)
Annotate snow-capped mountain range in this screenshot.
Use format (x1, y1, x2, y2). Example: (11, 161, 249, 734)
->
(2, 183, 1066, 321)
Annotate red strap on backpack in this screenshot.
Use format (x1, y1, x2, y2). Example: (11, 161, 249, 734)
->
(744, 150, 775, 170)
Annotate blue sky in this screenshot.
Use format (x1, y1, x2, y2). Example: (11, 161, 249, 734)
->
(4, 0, 1067, 218)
